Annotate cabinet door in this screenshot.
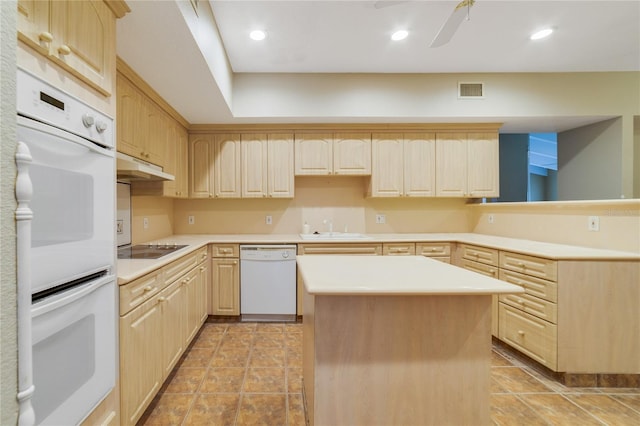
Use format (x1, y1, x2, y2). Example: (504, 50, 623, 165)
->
(436, 133, 468, 197)
(210, 258, 239, 315)
(268, 133, 295, 198)
(197, 262, 209, 324)
(159, 280, 185, 379)
(189, 135, 215, 198)
(370, 134, 403, 197)
(467, 132, 499, 198)
(183, 267, 201, 345)
(333, 133, 371, 175)
(50, 0, 115, 96)
(143, 99, 167, 167)
(175, 125, 189, 197)
(404, 133, 436, 197)
(294, 133, 333, 175)
(120, 299, 162, 425)
(116, 74, 144, 159)
(241, 134, 268, 198)
(17, 0, 52, 56)
(214, 134, 241, 198)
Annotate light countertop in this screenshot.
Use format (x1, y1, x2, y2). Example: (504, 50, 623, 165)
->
(117, 233, 640, 285)
(297, 255, 524, 295)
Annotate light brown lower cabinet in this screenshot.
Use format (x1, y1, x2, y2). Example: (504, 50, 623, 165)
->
(119, 247, 208, 425)
(210, 244, 240, 315)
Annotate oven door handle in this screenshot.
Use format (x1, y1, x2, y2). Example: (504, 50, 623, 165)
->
(32, 274, 115, 317)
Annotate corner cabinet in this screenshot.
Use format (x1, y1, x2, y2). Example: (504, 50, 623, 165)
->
(435, 132, 499, 198)
(369, 133, 436, 197)
(295, 133, 371, 176)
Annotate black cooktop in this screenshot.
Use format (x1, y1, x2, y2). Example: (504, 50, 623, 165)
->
(117, 244, 188, 260)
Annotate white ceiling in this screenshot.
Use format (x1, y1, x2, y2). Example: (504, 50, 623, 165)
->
(116, 0, 640, 132)
(211, 0, 640, 73)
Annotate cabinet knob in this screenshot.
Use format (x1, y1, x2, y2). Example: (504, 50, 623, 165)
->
(143, 286, 152, 292)
(58, 44, 71, 56)
(232, 260, 238, 265)
(517, 298, 524, 304)
(200, 267, 205, 271)
(38, 32, 53, 43)
(489, 269, 496, 275)
(517, 330, 525, 336)
(158, 297, 167, 302)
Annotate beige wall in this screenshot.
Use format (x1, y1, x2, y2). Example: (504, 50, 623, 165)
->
(471, 200, 640, 253)
(130, 196, 175, 244)
(634, 116, 640, 198)
(1, 0, 18, 423)
(173, 177, 472, 235)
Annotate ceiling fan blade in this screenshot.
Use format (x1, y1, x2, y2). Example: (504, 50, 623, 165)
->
(430, 0, 475, 48)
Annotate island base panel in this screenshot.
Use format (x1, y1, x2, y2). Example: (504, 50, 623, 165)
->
(303, 292, 492, 426)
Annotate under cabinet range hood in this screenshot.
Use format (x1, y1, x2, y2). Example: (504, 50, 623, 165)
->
(116, 152, 174, 181)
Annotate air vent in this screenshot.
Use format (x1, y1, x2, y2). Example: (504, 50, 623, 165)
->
(458, 82, 484, 99)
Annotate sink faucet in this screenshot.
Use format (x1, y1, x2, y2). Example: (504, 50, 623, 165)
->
(323, 219, 333, 234)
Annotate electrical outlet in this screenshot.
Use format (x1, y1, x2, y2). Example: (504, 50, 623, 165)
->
(588, 216, 600, 231)
(488, 214, 494, 224)
(188, 215, 195, 225)
(375, 214, 386, 224)
(266, 215, 273, 225)
(143, 217, 149, 229)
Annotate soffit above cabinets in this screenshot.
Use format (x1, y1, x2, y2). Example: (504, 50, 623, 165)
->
(116, 1, 639, 132)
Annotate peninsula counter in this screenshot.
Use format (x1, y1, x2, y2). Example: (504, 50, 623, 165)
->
(297, 255, 524, 426)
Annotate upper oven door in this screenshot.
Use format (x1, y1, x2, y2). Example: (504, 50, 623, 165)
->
(18, 115, 115, 294)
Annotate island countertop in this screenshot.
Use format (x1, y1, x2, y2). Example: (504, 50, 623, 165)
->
(297, 255, 525, 296)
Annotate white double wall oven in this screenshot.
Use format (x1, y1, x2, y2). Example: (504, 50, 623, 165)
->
(17, 69, 117, 425)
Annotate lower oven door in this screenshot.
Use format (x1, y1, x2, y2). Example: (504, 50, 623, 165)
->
(31, 274, 116, 425)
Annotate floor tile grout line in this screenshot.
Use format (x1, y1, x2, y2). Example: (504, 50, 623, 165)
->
(559, 393, 611, 426)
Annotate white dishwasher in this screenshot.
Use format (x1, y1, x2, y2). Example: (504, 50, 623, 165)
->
(240, 245, 297, 322)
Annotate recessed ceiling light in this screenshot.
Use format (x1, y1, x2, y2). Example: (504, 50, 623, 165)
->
(249, 30, 266, 41)
(530, 28, 553, 40)
(391, 30, 409, 41)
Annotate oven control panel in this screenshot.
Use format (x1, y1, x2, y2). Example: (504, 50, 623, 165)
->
(16, 68, 114, 149)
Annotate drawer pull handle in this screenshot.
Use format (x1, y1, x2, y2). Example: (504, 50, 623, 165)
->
(431, 248, 437, 252)
(158, 297, 166, 303)
(200, 267, 205, 271)
(517, 298, 524, 304)
(58, 44, 71, 55)
(489, 269, 496, 275)
(38, 32, 53, 42)
(517, 330, 525, 336)
(143, 286, 153, 292)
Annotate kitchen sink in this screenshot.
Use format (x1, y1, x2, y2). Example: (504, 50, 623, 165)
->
(299, 232, 372, 240)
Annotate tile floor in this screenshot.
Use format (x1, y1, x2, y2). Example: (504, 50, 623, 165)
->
(139, 322, 640, 425)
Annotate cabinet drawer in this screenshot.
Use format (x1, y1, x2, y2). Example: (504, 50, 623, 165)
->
(461, 259, 498, 279)
(499, 269, 557, 303)
(298, 243, 382, 255)
(460, 244, 499, 266)
(120, 270, 163, 316)
(500, 252, 557, 282)
(499, 293, 557, 324)
(416, 242, 451, 257)
(210, 244, 239, 258)
(383, 243, 416, 256)
(164, 247, 207, 284)
(499, 303, 557, 370)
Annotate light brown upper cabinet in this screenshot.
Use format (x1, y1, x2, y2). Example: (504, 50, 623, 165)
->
(435, 132, 499, 198)
(242, 133, 295, 198)
(116, 74, 166, 167)
(295, 133, 371, 176)
(188, 134, 241, 198)
(370, 133, 436, 197)
(17, 0, 119, 96)
(214, 134, 242, 198)
(160, 122, 189, 198)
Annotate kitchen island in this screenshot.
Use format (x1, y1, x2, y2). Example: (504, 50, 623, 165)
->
(297, 255, 524, 426)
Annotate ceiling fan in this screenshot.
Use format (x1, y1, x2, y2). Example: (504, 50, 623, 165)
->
(374, 0, 476, 48)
